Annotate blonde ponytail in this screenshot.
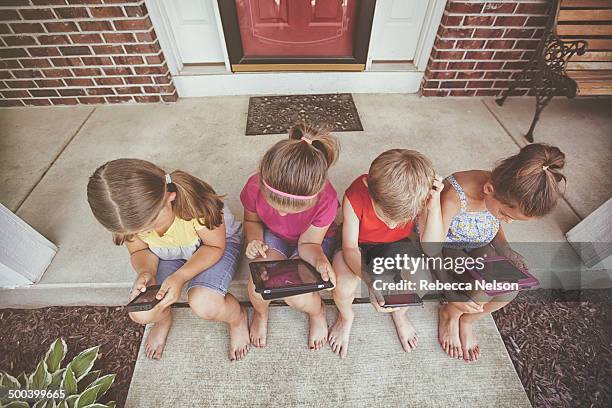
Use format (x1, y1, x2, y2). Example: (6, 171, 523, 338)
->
(169, 170, 224, 229)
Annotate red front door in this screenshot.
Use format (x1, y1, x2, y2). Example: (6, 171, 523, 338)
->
(235, 0, 358, 58)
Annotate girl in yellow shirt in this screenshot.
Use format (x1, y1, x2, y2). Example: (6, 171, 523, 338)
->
(87, 158, 248, 361)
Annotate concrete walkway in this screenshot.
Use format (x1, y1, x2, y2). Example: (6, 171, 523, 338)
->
(125, 305, 531, 408)
(1, 95, 610, 307)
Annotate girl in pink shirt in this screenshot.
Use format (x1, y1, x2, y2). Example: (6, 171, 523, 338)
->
(240, 122, 340, 350)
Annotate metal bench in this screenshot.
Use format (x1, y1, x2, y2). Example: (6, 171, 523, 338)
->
(496, 0, 612, 142)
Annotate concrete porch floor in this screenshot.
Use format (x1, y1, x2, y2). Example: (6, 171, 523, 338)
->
(1, 95, 611, 307)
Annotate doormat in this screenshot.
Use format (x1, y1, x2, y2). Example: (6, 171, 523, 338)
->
(246, 93, 363, 135)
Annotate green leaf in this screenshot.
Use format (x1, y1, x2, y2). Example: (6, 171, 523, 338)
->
(49, 369, 65, 389)
(76, 371, 100, 394)
(66, 347, 99, 382)
(43, 401, 56, 408)
(32, 400, 46, 408)
(74, 385, 101, 408)
(81, 405, 107, 408)
(63, 395, 78, 408)
(0, 371, 20, 389)
(82, 375, 114, 401)
(60, 368, 77, 396)
(44, 339, 67, 374)
(105, 402, 115, 408)
(16, 373, 28, 389)
(56, 402, 68, 408)
(4, 402, 30, 408)
(30, 361, 51, 389)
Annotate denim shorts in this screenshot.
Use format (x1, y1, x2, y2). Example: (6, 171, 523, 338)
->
(155, 234, 242, 296)
(263, 228, 337, 261)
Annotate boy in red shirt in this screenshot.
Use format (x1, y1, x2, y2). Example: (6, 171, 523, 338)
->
(328, 149, 444, 358)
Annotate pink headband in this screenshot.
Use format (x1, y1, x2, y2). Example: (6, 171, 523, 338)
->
(301, 137, 313, 145)
(262, 179, 318, 200)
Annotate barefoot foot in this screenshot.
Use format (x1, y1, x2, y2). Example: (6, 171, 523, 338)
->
(250, 311, 269, 348)
(391, 310, 418, 352)
(229, 306, 250, 361)
(308, 301, 328, 350)
(438, 305, 462, 359)
(328, 312, 354, 359)
(144, 315, 172, 360)
(459, 316, 480, 362)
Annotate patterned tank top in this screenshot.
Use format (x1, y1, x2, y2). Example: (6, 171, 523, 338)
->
(444, 175, 500, 250)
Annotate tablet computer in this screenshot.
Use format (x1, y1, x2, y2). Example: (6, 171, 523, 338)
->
(468, 256, 539, 295)
(249, 259, 334, 300)
(382, 293, 423, 308)
(126, 285, 161, 312)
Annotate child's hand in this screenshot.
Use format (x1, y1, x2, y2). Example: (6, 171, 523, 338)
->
(316, 259, 335, 288)
(156, 274, 186, 308)
(129, 272, 154, 301)
(426, 175, 444, 209)
(246, 239, 269, 260)
(368, 288, 396, 313)
(498, 246, 528, 270)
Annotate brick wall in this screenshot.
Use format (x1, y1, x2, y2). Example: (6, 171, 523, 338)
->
(0, 0, 177, 107)
(421, 0, 551, 97)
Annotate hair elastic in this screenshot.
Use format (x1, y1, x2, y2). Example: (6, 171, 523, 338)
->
(262, 179, 318, 200)
(165, 173, 173, 184)
(301, 136, 313, 145)
(542, 165, 549, 171)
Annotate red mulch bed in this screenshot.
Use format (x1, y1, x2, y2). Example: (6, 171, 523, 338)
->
(1, 289, 610, 408)
(493, 289, 612, 408)
(0, 307, 143, 408)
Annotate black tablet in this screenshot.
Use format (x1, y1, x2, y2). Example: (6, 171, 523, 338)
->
(249, 259, 333, 300)
(382, 293, 423, 308)
(126, 285, 161, 312)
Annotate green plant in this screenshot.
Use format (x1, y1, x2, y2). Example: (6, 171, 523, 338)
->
(0, 338, 116, 408)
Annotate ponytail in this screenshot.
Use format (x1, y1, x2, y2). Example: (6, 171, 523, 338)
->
(168, 170, 224, 229)
(87, 158, 224, 246)
(288, 122, 339, 168)
(491, 143, 566, 217)
(259, 121, 340, 212)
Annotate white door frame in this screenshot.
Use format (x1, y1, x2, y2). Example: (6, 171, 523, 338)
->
(146, 0, 447, 96)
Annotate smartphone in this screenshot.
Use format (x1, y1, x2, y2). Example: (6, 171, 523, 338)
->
(126, 285, 161, 312)
(382, 293, 423, 308)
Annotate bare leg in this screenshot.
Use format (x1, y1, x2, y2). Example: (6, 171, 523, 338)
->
(391, 309, 419, 352)
(188, 287, 250, 361)
(247, 249, 286, 348)
(284, 291, 328, 350)
(438, 303, 464, 359)
(459, 291, 518, 362)
(328, 251, 361, 358)
(130, 306, 173, 360)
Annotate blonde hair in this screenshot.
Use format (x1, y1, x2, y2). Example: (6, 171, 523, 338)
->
(259, 122, 340, 212)
(87, 158, 224, 245)
(368, 149, 435, 223)
(491, 143, 566, 217)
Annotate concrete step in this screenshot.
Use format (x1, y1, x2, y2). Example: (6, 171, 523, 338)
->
(125, 304, 531, 407)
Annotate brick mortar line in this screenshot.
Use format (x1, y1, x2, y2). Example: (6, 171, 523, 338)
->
(0, 26, 155, 35)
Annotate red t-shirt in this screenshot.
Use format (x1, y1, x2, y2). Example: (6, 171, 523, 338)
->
(345, 174, 414, 244)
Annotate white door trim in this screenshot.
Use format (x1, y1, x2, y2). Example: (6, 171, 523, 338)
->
(148, 0, 447, 96)
(414, 0, 447, 71)
(145, 0, 183, 75)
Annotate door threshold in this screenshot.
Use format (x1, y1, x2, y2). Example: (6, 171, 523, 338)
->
(173, 70, 425, 97)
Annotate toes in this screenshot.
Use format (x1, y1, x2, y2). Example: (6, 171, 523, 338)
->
(340, 346, 348, 359)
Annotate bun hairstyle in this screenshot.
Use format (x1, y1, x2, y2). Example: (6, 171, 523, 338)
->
(87, 158, 224, 245)
(259, 122, 340, 212)
(491, 143, 566, 217)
